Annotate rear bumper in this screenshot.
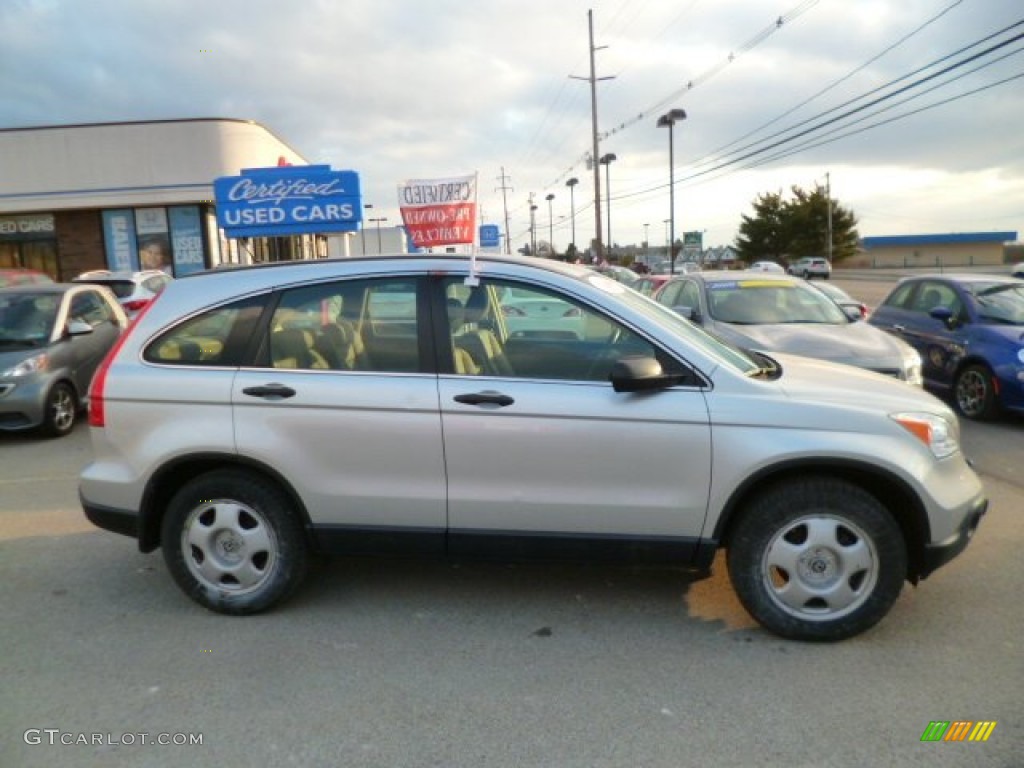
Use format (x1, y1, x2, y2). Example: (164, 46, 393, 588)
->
(81, 493, 140, 540)
(919, 496, 987, 579)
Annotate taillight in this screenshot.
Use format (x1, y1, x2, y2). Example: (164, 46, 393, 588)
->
(123, 298, 150, 313)
(88, 301, 155, 427)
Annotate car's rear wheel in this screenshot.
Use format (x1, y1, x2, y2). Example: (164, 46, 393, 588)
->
(727, 477, 906, 641)
(161, 470, 308, 615)
(954, 364, 999, 420)
(41, 382, 77, 437)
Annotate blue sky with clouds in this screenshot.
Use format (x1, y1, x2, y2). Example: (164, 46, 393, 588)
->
(2, 0, 1021, 251)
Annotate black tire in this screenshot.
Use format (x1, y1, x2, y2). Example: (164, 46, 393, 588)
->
(161, 469, 309, 615)
(954, 364, 1000, 421)
(727, 477, 906, 642)
(41, 382, 77, 438)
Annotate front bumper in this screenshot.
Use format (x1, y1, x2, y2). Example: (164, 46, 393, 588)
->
(919, 495, 988, 579)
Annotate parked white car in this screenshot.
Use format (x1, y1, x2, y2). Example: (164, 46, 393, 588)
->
(787, 257, 832, 279)
(747, 261, 785, 273)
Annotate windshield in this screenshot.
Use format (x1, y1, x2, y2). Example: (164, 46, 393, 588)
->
(967, 281, 1024, 325)
(587, 273, 761, 375)
(0, 292, 58, 345)
(706, 279, 848, 325)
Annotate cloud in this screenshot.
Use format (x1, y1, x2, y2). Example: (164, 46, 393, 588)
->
(1, 0, 1020, 247)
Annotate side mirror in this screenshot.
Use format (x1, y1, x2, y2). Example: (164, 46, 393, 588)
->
(610, 356, 682, 393)
(841, 305, 862, 322)
(929, 306, 957, 328)
(67, 320, 94, 336)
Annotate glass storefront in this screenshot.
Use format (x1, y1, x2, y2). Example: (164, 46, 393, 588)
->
(0, 214, 59, 279)
(100, 205, 210, 277)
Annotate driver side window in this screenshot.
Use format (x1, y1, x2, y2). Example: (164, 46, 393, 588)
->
(443, 278, 662, 382)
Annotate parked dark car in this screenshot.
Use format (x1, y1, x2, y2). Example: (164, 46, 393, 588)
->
(0, 284, 127, 436)
(868, 274, 1024, 419)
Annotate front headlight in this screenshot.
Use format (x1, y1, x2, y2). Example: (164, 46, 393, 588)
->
(892, 411, 959, 459)
(2, 353, 49, 378)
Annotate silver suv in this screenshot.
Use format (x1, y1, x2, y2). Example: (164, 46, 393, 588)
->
(80, 254, 986, 641)
(787, 257, 832, 279)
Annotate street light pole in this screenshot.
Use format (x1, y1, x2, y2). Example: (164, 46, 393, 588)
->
(361, 204, 374, 255)
(599, 153, 616, 261)
(565, 177, 578, 256)
(657, 108, 687, 274)
(545, 193, 555, 256)
(529, 203, 538, 256)
(368, 217, 388, 253)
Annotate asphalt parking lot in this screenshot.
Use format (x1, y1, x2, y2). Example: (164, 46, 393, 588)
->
(2, 272, 1022, 768)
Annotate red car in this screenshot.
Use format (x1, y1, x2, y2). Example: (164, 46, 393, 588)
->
(0, 268, 54, 288)
(633, 274, 673, 297)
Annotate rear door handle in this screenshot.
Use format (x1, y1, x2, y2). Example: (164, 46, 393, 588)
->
(242, 384, 297, 399)
(454, 391, 514, 407)
(891, 324, 905, 333)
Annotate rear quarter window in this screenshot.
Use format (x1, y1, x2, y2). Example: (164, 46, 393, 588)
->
(144, 296, 265, 366)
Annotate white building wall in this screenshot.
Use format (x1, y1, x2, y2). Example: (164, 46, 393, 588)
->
(0, 118, 306, 213)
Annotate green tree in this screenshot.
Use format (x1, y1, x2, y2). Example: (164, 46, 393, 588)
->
(734, 191, 790, 264)
(734, 184, 859, 265)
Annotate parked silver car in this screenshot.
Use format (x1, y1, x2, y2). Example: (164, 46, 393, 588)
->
(0, 283, 127, 436)
(79, 254, 985, 641)
(653, 272, 921, 383)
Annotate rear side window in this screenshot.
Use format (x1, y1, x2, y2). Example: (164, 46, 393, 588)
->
(880, 282, 916, 310)
(144, 296, 265, 366)
(263, 277, 421, 373)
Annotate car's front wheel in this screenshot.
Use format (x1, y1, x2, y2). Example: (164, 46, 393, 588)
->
(41, 382, 77, 437)
(954, 364, 999, 420)
(727, 477, 906, 642)
(161, 470, 309, 615)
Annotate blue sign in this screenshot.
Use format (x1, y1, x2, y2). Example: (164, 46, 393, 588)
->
(101, 209, 139, 271)
(479, 224, 501, 248)
(214, 165, 362, 238)
(168, 205, 207, 276)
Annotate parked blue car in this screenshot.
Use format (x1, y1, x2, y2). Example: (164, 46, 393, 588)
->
(868, 274, 1024, 419)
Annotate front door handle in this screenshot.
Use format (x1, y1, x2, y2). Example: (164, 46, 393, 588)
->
(891, 324, 905, 333)
(454, 391, 514, 407)
(242, 384, 297, 399)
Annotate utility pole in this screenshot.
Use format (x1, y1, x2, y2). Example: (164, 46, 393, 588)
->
(528, 192, 537, 256)
(825, 172, 833, 263)
(571, 9, 614, 263)
(496, 167, 514, 254)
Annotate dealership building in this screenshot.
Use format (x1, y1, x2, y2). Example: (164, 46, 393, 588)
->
(0, 118, 329, 280)
(855, 231, 1018, 269)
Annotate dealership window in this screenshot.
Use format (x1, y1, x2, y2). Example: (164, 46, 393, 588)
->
(100, 205, 209, 277)
(0, 214, 59, 279)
